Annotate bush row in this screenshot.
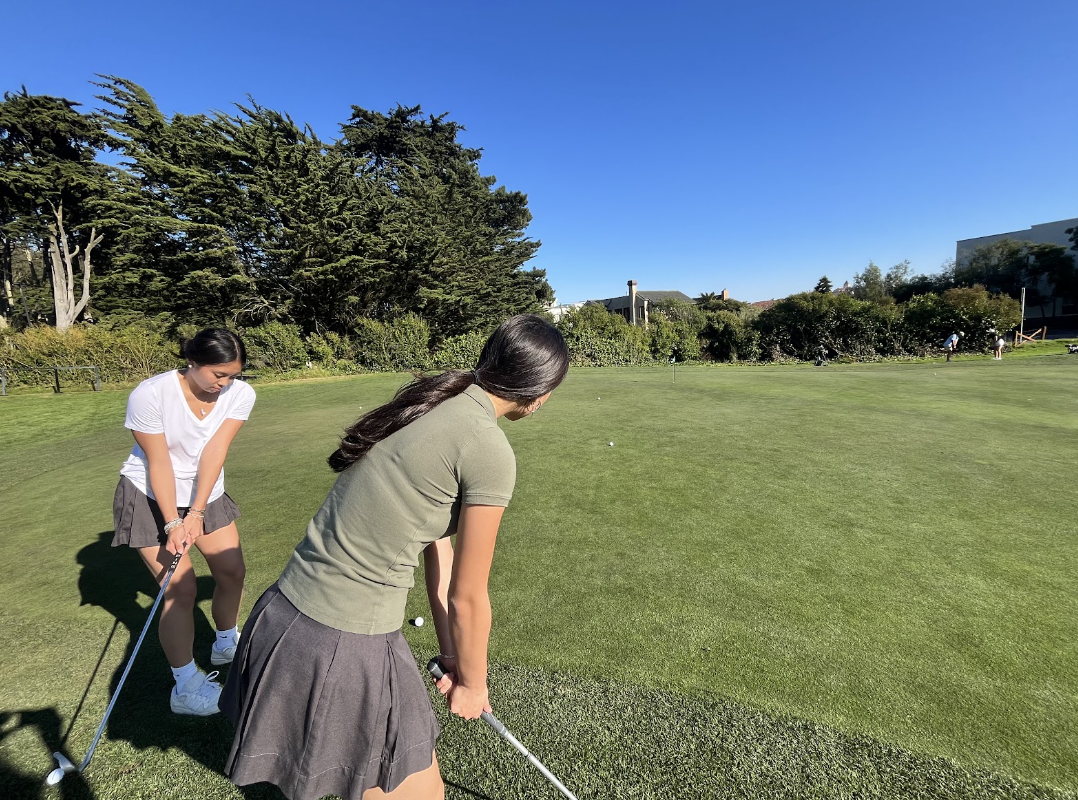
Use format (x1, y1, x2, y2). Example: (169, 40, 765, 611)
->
(0, 286, 1021, 389)
(0, 316, 486, 390)
(556, 287, 1021, 366)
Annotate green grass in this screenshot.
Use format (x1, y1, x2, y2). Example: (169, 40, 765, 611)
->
(1, 360, 1076, 799)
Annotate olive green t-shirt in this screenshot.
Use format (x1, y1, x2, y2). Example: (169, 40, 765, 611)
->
(277, 384, 516, 634)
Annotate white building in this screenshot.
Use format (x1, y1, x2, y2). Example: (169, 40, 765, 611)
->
(956, 217, 1076, 262)
(955, 217, 1077, 321)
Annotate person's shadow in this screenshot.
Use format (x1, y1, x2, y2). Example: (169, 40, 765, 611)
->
(65, 532, 286, 799)
(0, 707, 98, 800)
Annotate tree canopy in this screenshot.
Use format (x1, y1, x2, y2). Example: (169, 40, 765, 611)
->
(1, 78, 551, 337)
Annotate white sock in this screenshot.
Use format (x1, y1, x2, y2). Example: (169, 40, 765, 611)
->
(215, 627, 239, 648)
(171, 660, 198, 688)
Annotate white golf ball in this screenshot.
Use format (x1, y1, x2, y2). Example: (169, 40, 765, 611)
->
(47, 769, 63, 786)
(608, 442, 614, 447)
(413, 616, 424, 627)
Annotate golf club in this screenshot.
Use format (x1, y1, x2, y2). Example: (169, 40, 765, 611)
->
(46, 543, 187, 787)
(427, 657, 578, 800)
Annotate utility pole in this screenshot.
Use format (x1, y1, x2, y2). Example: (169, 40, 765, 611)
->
(1020, 287, 1026, 341)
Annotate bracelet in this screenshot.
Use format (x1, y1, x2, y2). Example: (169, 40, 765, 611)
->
(437, 653, 456, 660)
(187, 508, 206, 518)
(163, 517, 184, 533)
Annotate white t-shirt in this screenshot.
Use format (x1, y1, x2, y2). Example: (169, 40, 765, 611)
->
(119, 370, 256, 506)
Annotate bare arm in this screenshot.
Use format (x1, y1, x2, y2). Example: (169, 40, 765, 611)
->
(423, 536, 455, 658)
(182, 418, 246, 542)
(445, 503, 505, 720)
(132, 430, 181, 552)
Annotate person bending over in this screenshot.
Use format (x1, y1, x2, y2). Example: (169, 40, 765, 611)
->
(113, 328, 255, 715)
(222, 314, 569, 800)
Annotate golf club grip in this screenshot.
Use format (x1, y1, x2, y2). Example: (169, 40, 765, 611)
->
(425, 659, 507, 733)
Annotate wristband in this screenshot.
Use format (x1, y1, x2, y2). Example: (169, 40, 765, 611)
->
(163, 518, 184, 533)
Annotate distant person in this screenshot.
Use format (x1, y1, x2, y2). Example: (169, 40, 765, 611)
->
(944, 331, 964, 361)
(221, 314, 569, 800)
(815, 344, 828, 366)
(113, 328, 255, 716)
(994, 335, 1005, 360)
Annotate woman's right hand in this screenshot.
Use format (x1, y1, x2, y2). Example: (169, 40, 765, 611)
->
(446, 682, 492, 721)
(165, 527, 188, 556)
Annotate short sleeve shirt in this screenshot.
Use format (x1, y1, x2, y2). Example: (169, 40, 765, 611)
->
(277, 384, 516, 634)
(119, 370, 256, 505)
(944, 335, 959, 348)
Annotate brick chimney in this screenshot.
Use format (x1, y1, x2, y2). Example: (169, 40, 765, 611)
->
(628, 280, 638, 325)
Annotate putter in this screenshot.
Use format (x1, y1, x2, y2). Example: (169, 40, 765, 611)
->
(427, 658, 578, 800)
(46, 544, 187, 786)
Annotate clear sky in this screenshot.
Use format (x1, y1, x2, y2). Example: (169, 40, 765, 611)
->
(3, 0, 1076, 304)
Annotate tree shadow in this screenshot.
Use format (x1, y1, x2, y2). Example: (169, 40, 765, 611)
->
(0, 708, 97, 800)
(71, 531, 281, 798)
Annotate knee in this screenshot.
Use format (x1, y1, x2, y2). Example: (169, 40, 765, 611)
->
(215, 558, 246, 590)
(165, 572, 197, 609)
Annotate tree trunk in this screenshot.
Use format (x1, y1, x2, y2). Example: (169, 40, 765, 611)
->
(47, 201, 102, 332)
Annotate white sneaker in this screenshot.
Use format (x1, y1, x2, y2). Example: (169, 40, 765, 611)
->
(211, 640, 237, 666)
(171, 670, 222, 716)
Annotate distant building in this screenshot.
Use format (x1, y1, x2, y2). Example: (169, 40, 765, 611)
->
(546, 299, 587, 322)
(832, 280, 854, 296)
(591, 280, 694, 326)
(956, 217, 1077, 321)
(956, 217, 1077, 263)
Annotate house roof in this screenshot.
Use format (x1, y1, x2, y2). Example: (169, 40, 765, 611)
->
(596, 290, 694, 310)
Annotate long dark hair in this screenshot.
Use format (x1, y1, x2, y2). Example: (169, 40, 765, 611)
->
(181, 328, 247, 367)
(328, 314, 568, 472)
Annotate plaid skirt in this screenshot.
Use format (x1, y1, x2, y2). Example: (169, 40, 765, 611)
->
(221, 584, 440, 799)
(111, 476, 240, 548)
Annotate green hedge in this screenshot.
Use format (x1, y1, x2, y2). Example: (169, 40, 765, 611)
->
(0, 289, 1025, 392)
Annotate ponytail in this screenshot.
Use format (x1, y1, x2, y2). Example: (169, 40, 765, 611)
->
(328, 314, 568, 472)
(328, 370, 475, 472)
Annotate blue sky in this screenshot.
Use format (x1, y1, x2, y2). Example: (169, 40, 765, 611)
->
(3, 0, 1076, 304)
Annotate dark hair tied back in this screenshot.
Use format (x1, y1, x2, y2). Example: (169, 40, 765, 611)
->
(180, 328, 247, 367)
(329, 314, 568, 472)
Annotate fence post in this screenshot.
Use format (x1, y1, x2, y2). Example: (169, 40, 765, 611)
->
(93, 366, 101, 392)
(1, 367, 6, 397)
(53, 368, 61, 394)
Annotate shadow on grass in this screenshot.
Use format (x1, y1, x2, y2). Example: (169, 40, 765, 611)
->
(36, 530, 281, 799)
(0, 708, 98, 800)
(445, 779, 495, 799)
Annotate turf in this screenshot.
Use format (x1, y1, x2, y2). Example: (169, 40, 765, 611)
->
(0, 357, 1075, 799)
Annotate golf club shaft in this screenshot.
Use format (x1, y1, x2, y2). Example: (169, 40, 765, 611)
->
(79, 545, 185, 771)
(426, 658, 578, 800)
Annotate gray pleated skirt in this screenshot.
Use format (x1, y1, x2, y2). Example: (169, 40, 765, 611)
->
(112, 476, 241, 548)
(221, 584, 440, 799)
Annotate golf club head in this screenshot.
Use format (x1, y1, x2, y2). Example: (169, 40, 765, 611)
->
(45, 751, 76, 785)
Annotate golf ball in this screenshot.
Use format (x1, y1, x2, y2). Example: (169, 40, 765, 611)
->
(46, 769, 63, 786)
(608, 442, 614, 447)
(413, 616, 424, 627)
(597, 397, 601, 400)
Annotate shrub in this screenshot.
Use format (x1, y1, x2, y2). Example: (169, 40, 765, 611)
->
(0, 323, 177, 389)
(352, 314, 432, 372)
(306, 331, 358, 371)
(432, 331, 487, 370)
(243, 321, 308, 372)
